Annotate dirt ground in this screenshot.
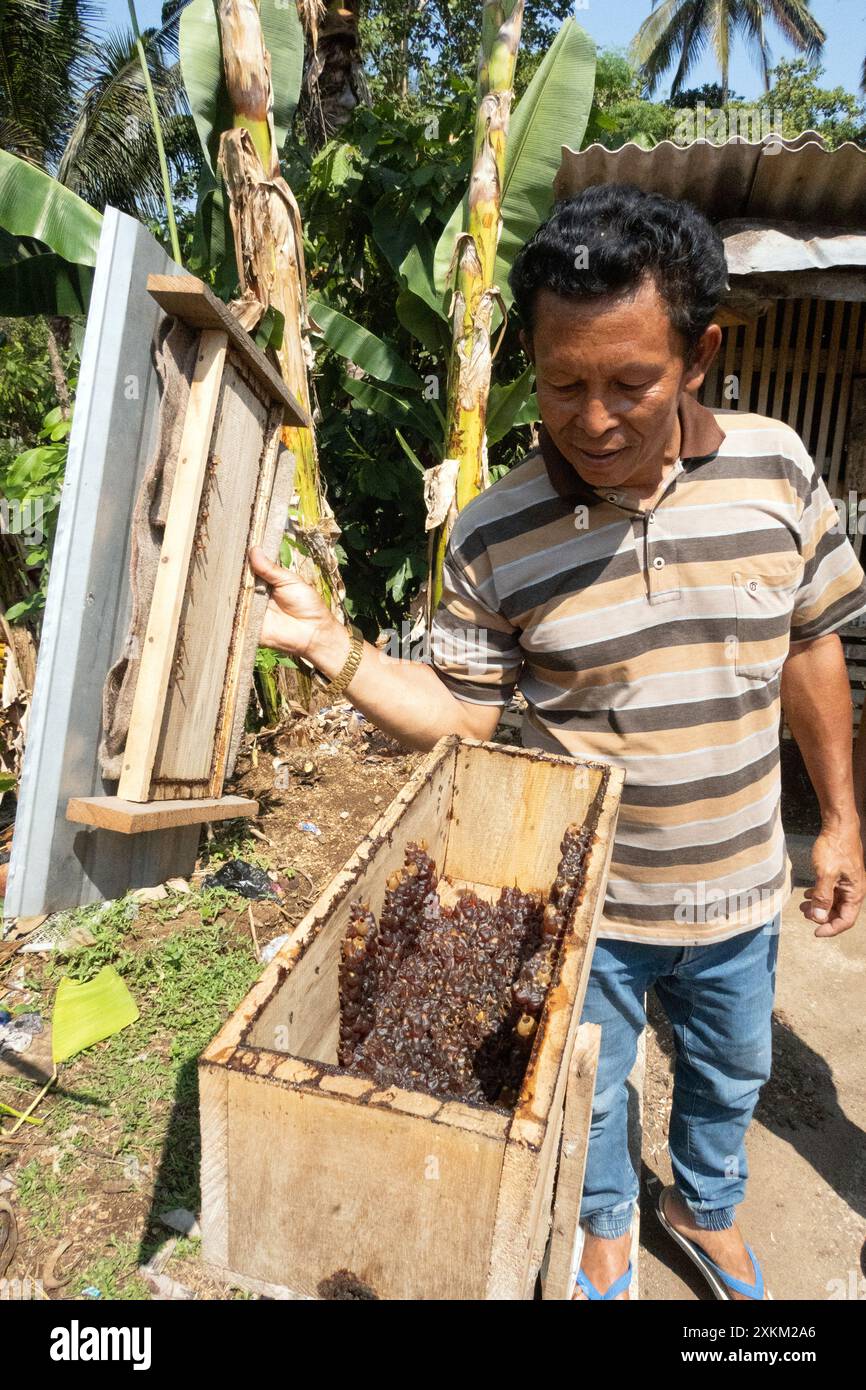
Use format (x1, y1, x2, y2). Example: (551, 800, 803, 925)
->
(1, 707, 863, 1300)
(638, 876, 866, 1302)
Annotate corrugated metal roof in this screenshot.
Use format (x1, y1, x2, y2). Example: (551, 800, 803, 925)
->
(717, 220, 866, 275)
(554, 133, 866, 230)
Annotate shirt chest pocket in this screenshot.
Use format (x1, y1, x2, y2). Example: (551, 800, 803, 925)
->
(731, 560, 803, 680)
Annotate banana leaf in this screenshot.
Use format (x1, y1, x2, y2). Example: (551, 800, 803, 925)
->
(342, 375, 441, 446)
(309, 297, 423, 389)
(0, 150, 103, 268)
(433, 18, 597, 304)
(486, 365, 538, 444)
(180, 0, 304, 171)
(0, 248, 93, 317)
(52, 966, 139, 1066)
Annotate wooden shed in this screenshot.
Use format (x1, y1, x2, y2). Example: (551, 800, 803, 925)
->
(555, 133, 866, 724)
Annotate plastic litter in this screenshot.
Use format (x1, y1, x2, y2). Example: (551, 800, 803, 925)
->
(202, 859, 281, 900)
(0, 1011, 43, 1056)
(260, 934, 289, 964)
(158, 1208, 201, 1238)
(298, 821, 321, 836)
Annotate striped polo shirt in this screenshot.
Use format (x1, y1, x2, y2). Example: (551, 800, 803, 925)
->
(429, 394, 866, 945)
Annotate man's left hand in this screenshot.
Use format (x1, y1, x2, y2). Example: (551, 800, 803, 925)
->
(800, 823, 865, 937)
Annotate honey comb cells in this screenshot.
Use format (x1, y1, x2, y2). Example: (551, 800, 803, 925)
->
(338, 824, 595, 1107)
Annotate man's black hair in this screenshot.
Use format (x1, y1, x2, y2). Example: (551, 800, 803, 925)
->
(508, 183, 728, 352)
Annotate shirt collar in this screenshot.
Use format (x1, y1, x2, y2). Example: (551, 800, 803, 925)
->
(539, 393, 726, 506)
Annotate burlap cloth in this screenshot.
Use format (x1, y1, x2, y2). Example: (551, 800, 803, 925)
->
(99, 318, 199, 781)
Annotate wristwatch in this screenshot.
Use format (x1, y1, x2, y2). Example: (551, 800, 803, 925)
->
(318, 621, 364, 699)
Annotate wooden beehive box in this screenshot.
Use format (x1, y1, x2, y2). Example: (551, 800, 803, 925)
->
(199, 735, 623, 1300)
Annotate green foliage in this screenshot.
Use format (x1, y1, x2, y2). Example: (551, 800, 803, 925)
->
(0, 318, 56, 459)
(583, 47, 679, 148)
(765, 59, 866, 148)
(359, 0, 573, 107)
(0, 403, 71, 623)
(631, 0, 825, 100)
(0, 151, 103, 268)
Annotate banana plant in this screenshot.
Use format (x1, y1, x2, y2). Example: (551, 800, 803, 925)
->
(307, 16, 596, 617)
(0, 152, 103, 316)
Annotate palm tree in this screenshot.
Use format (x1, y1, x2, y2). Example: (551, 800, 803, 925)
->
(631, 0, 825, 101)
(299, 0, 369, 151)
(0, 0, 197, 222)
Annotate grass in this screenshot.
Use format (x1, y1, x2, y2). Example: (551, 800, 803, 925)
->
(5, 883, 265, 1295)
(198, 818, 272, 871)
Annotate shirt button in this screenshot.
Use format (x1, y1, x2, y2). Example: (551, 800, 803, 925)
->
(647, 513, 655, 523)
(748, 580, 758, 592)
(652, 556, 665, 569)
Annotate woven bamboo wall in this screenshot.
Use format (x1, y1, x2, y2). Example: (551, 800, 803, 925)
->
(700, 298, 866, 498)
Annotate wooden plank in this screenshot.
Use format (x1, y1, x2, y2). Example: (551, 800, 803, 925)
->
(815, 300, 844, 480)
(542, 1023, 600, 1300)
(199, 1064, 230, 1269)
(771, 299, 796, 421)
(445, 740, 606, 894)
(722, 324, 739, 403)
(756, 303, 776, 417)
(3, 210, 200, 921)
(801, 300, 826, 449)
(118, 329, 228, 801)
(485, 766, 624, 1299)
(737, 318, 758, 411)
(147, 274, 309, 428)
(845, 379, 866, 561)
(787, 298, 810, 431)
(210, 416, 292, 794)
(150, 358, 270, 787)
(66, 793, 258, 833)
(830, 304, 862, 495)
(223, 1068, 505, 1300)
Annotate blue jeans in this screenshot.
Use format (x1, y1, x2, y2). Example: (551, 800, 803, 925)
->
(578, 919, 780, 1238)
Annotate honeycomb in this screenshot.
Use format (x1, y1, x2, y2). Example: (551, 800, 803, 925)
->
(337, 823, 594, 1108)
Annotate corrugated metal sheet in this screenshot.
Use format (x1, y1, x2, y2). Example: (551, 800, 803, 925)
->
(718, 220, 866, 275)
(554, 133, 866, 230)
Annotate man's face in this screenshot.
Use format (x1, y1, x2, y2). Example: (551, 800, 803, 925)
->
(527, 277, 719, 490)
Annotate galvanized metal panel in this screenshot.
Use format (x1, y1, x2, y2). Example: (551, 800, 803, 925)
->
(4, 209, 200, 920)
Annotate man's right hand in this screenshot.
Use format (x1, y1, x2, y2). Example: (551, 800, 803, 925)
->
(249, 545, 501, 753)
(248, 546, 341, 663)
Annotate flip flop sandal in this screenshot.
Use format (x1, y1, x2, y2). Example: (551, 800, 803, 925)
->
(656, 1185, 772, 1300)
(570, 1224, 633, 1301)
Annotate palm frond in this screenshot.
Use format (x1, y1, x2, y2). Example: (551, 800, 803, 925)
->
(763, 0, 825, 60)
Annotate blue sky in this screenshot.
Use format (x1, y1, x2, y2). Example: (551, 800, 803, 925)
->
(108, 0, 866, 101)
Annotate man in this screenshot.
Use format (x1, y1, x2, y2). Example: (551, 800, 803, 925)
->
(250, 184, 866, 1301)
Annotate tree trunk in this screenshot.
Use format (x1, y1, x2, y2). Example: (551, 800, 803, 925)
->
(302, 0, 368, 151)
(46, 319, 71, 418)
(216, 0, 346, 710)
(425, 0, 525, 624)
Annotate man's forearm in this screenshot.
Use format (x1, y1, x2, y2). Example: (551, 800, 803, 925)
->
(305, 620, 495, 752)
(781, 634, 858, 826)
(854, 710, 866, 825)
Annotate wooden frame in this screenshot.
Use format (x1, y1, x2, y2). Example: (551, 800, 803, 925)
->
(65, 275, 308, 834)
(198, 735, 624, 1300)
